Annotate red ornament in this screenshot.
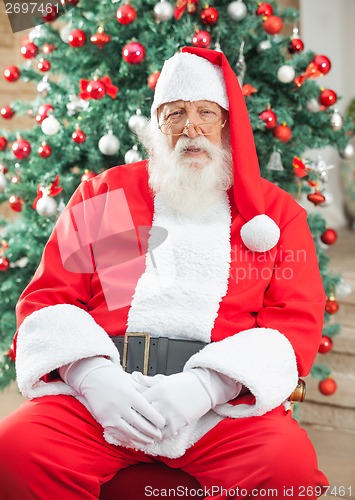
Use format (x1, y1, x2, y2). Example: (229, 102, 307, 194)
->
(318, 336, 333, 354)
(3, 66, 21, 82)
(42, 43, 56, 54)
(259, 109, 277, 129)
(201, 6, 219, 25)
(0, 257, 10, 271)
(1, 106, 14, 119)
(38, 143, 52, 158)
(242, 84, 258, 96)
(12, 138, 31, 159)
(325, 295, 339, 315)
(20, 42, 39, 59)
(122, 42, 146, 64)
(147, 71, 160, 90)
(86, 79, 106, 99)
(42, 5, 59, 22)
(321, 228, 337, 245)
(79, 76, 118, 100)
(307, 190, 325, 206)
(0, 136, 7, 150)
(263, 16, 283, 35)
(273, 124, 292, 142)
(288, 38, 304, 53)
(116, 4, 137, 24)
(90, 28, 111, 49)
(192, 30, 212, 49)
(81, 170, 97, 181)
(37, 59, 51, 72)
(314, 55, 331, 76)
(35, 104, 54, 124)
(319, 89, 337, 107)
(319, 377, 337, 396)
(72, 128, 86, 143)
(256, 3, 273, 17)
(8, 194, 24, 212)
(68, 29, 86, 47)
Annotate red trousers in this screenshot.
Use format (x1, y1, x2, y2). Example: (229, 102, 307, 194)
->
(0, 396, 328, 499)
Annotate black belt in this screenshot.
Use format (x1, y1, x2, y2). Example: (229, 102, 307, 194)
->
(111, 333, 207, 376)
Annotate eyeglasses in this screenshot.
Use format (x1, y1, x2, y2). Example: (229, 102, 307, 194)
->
(158, 118, 227, 136)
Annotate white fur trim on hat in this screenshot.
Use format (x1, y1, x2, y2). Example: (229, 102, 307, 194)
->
(151, 52, 229, 117)
(240, 214, 280, 252)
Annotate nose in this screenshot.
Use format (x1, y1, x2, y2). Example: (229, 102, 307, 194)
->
(183, 121, 198, 138)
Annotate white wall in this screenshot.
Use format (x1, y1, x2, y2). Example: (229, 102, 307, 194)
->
(299, 0, 355, 228)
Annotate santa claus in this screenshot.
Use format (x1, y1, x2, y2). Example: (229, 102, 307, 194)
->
(0, 48, 328, 499)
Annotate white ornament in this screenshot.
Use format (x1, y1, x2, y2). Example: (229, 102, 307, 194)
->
(319, 190, 333, 207)
(36, 195, 58, 218)
(277, 65, 295, 83)
(29, 25, 45, 40)
(336, 277, 352, 299)
(98, 131, 120, 155)
(257, 40, 272, 53)
(153, 0, 174, 21)
(227, 1, 247, 21)
(330, 109, 344, 131)
(41, 115, 61, 136)
(214, 41, 223, 52)
(342, 142, 355, 159)
(37, 77, 51, 96)
(128, 110, 149, 135)
(306, 98, 321, 113)
(60, 23, 73, 43)
(67, 95, 89, 116)
(125, 146, 142, 164)
(0, 171, 7, 193)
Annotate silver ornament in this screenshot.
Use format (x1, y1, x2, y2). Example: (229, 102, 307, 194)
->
(153, 0, 174, 21)
(98, 131, 120, 155)
(306, 98, 321, 113)
(128, 110, 149, 135)
(60, 23, 73, 43)
(227, 1, 247, 21)
(277, 65, 295, 83)
(125, 146, 142, 164)
(266, 150, 284, 171)
(342, 142, 355, 159)
(257, 40, 272, 53)
(330, 109, 344, 131)
(236, 42, 246, 86)
(36, 195, 58, 218)
(41, 115, 61, 136)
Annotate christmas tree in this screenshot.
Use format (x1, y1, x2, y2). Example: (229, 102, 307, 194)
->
(0, 0, 353, 392)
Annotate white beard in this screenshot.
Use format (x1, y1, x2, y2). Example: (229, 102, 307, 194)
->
(143, 122, 233, 216)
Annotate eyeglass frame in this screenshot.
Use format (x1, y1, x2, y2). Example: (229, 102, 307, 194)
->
(158, 118, 227, 137)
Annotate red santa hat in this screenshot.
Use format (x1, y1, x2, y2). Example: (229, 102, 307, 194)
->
(151, 47, 280, 253)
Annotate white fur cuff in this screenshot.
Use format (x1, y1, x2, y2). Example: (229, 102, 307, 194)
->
(184, 328, 298, 418)
(16, 304, 120, 399)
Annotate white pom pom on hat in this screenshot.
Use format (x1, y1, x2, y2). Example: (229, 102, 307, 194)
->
(153, 47, 280, 252)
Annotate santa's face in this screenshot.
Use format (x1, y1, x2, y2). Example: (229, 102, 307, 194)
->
(158, 100, 226, 164)
(143, 100, 232, 215)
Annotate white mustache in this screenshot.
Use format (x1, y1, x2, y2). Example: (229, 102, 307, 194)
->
(174, 136, 214, 155)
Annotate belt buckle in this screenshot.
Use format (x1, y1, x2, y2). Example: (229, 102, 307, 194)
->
(122, 332, 151, 375)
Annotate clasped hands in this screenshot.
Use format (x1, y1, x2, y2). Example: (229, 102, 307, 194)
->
(60, 357, 240, 448)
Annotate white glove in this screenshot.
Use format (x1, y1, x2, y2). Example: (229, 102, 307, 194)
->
(132, 368, 241, 438)
(59, 357, 165, 448)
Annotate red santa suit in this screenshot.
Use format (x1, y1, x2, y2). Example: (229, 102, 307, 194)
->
(0, 47, 329, 499)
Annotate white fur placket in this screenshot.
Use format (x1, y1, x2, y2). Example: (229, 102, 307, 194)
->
(126, 193, 232, 342)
